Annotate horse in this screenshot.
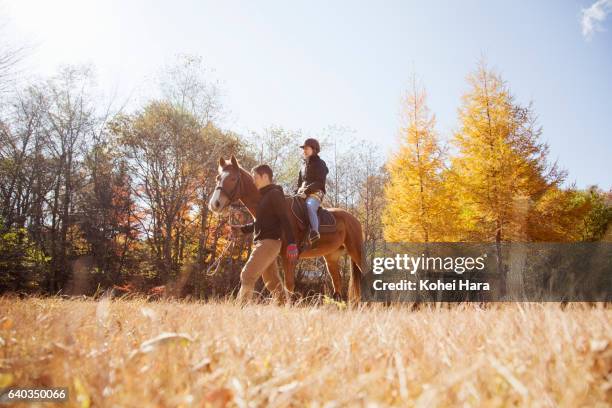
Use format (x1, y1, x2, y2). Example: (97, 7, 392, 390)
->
(208, 155, 364, 304)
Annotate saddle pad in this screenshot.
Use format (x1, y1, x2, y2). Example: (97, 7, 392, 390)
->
(290, 196, 337, 233)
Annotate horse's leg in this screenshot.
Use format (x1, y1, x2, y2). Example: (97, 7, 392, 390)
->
(323, 249, 344, 301)
(281, 255, 297, 303)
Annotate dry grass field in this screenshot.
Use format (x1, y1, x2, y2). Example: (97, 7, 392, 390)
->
(0, 297, 610, 407)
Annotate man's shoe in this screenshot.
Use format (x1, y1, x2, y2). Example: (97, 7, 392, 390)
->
(309, 230, 320, 243)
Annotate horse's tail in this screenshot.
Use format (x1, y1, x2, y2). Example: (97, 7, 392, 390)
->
(350, 258, 362, 303)
(344, 212, 364, 304)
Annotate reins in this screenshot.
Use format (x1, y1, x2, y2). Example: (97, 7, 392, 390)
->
(205, 236, 235, 276)
(206, 173, 243, 276)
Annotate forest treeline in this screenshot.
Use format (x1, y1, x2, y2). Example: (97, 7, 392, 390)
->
(0, 55, 609, 298)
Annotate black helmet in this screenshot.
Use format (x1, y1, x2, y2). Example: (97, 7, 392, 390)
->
(299, 138, 320, 154)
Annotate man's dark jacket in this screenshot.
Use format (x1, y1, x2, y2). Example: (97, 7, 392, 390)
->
(240, 184, 295, 244)
(295, 154, 329, 194)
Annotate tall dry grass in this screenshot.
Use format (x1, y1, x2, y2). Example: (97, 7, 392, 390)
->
(0, 297, 610, 407)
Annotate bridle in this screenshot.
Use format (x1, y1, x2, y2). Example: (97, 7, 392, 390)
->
(207, 168, 243, 276)
(215, 168, 242, 204)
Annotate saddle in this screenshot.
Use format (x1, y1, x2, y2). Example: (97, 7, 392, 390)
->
(289, 196, 337, 233)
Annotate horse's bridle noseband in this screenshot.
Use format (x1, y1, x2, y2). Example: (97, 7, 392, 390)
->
(215, 170, 242, 203)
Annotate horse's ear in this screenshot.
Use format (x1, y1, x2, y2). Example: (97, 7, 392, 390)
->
(218, 157, 225, 167)
(230, 155, 238, 168)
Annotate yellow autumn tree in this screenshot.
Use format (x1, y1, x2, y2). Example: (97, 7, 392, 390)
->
(383, 77, 453, 242)
(449, 62, 570, 242)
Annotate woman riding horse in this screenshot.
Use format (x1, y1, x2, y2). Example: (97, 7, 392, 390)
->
(295, 138, 328, 244)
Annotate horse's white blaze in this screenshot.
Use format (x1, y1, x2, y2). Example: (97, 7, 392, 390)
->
(208, 189, 222, 212)
(208, 170, 231, 213)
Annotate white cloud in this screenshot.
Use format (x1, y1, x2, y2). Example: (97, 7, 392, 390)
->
(581, 0, 612, 39)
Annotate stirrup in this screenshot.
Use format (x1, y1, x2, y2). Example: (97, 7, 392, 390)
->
(309, 230, 320, 243)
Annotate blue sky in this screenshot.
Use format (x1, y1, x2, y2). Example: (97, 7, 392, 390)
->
(5, 0, 611, 188)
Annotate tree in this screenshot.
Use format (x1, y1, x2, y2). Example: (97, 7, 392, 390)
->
(0, 83, 48, 232)
(580, 188, 612, 241)
(159, 54, 224, 126)
(383, 77, 450, 242)
(0, 66, 100, 292)
(449, 62, 566, 242)
(112, 102, 247, 284)
(112, 102, 205, 280)
(321, 126, 362, 209)
(354, 146, 387, 262)
(528, 186, 611, 242)
(41, 66, 97, 291)
(0, 11, 29, 93)
(78, 143, 139, 285)
(0, 216, 48, 292)
(248, 126, 303, 191)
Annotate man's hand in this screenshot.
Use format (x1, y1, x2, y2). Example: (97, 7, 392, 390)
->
(286, 243, 299, 262)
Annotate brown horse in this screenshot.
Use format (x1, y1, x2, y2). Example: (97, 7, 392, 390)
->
(208, 155, 364, 303)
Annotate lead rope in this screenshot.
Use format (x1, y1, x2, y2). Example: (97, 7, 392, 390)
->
(205, 206, 238, 276)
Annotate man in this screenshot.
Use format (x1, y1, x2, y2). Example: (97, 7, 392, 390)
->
(295, 138, 329, 243)
(231, 164, 299, 304)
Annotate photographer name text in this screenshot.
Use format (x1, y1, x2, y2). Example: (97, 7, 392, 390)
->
(371, 253, 491, 292)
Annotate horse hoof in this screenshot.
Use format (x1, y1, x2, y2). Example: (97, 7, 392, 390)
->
(332, 292, 343, 302)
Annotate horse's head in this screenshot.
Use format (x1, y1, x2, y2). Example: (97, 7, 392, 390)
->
(209, 155, 243, 213)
